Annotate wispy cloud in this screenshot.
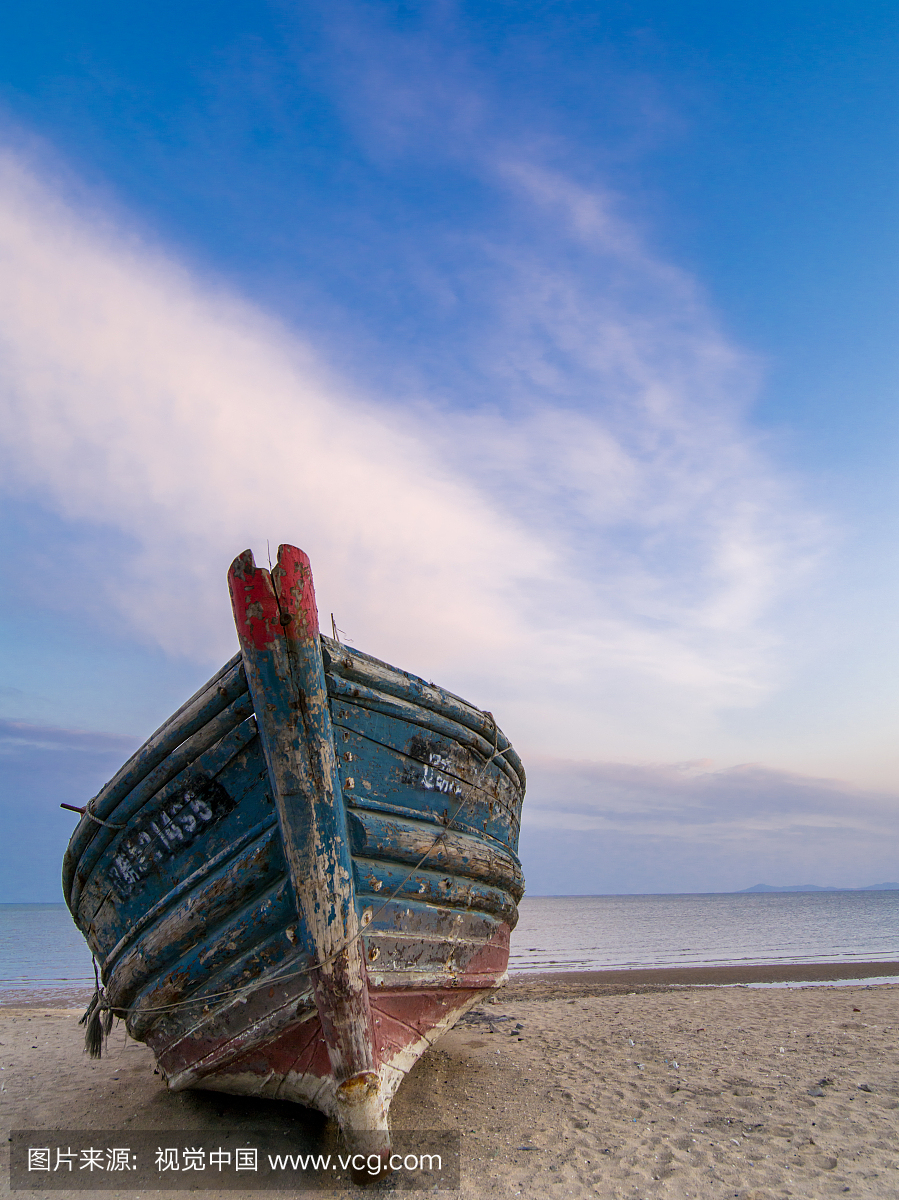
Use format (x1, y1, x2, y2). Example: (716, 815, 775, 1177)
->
(526, 756, 899, 834)
(521, 756, 899, 893)
(0, 718, 135, 757)
(0, 144, 825, 758)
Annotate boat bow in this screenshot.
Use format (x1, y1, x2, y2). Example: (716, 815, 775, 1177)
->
(228, 545, 388, 1152)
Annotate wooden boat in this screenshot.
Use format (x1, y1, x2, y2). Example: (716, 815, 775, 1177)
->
(62, 544, 525, 1154)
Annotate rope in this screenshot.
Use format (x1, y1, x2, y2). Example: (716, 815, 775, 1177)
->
(81, 958, 115, 1057)
(83, 797, 126, 830)
(88, 721, 513, 1028)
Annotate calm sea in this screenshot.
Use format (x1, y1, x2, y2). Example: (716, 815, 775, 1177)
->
(2, 892, 899, 997)
(0, 904, 97, 995)
(509, 891, 899, 975)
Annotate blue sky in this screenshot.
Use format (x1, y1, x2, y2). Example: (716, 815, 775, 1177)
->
(1, 0, 897, 899)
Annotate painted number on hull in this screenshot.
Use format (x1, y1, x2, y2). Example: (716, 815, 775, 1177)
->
(108, 776, 235, 900)
(420, 751, 463, 798)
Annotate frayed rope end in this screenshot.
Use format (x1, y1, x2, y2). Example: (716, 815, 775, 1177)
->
(80, 988, 115, 1059)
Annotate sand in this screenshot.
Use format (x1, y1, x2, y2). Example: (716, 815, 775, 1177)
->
(2, 971, 899, 1198)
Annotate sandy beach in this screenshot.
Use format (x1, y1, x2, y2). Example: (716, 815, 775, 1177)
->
(2, 969, 898, 1198)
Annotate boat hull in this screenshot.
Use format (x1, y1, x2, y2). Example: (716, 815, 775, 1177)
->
(62, 545, 525, 1150)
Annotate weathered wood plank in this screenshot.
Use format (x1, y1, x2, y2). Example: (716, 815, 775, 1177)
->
(228, 545, 387, 1147)
(105, 833, 289, 1008)
(138, 928, 315, 1048)
(63, 655, 247, 900)
(84, 773, 273, 966)
(70, 692, 256, 911)
(321, 637, 525, 791)
(97, 811, 280, 978)
(357, 893, 500, 940)
(347, 808, 524, 900)
(124, 884, 306, 1040)
(332, 695, 521, 814)
(326, 671, 523, 793)
(355, 896, 505, 986)
(332, 715, 520, 847)
(75, 714, 266, 936)
(362, 905, 512, 991)
(352, 855, 517, 922)
(153, 973, 318, 1085)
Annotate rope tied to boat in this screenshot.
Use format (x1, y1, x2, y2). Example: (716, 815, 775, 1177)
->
(84, 797, 126, 830)
(80, 958, 116, 1058)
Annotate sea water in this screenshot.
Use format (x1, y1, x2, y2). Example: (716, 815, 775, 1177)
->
(509, 891, 899, 974)
(3, 891, 899, 996)
(0, 904, 96, 995)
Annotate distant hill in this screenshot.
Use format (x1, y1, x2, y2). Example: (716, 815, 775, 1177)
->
(741, 882, 899, 893)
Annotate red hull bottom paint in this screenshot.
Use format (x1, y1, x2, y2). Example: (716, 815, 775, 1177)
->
(150, 925, 511, 1137)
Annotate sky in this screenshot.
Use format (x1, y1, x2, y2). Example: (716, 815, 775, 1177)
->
(1, 0, 897, 900)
